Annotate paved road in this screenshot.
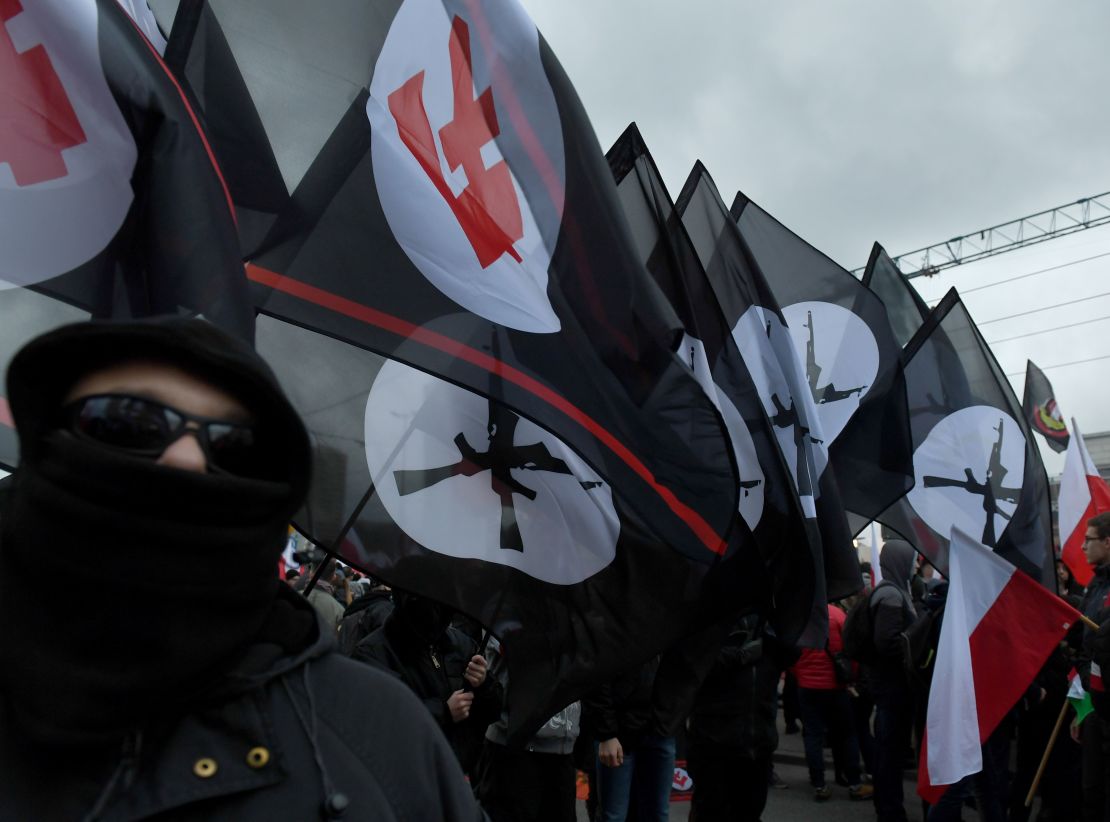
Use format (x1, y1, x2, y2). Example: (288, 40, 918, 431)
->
(576, 715, 924, 822)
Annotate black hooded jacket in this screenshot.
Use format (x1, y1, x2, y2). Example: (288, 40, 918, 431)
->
(351, 602, 502, 773)
(0, 588, 486, 821)
(686, 615, 795, 756)
(0, 318, 486, 820)
(867, 539, 917, 684)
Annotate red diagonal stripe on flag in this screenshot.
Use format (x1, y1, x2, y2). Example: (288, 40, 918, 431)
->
(245, 262, 727, 556)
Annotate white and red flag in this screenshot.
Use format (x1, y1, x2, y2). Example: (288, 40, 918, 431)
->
(1058, 419, 1110, 587)
(918, 526, 1079, 803)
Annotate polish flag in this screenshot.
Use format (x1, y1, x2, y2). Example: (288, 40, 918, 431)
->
(1059, 419, 1110, 587)
(918, 527, 1079, 803)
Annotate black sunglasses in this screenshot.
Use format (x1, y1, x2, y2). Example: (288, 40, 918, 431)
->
(61, 394, 262, 477)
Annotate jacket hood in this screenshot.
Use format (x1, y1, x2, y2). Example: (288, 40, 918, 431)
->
(212, 585, 334, 698)
(880, 539, 917, 591)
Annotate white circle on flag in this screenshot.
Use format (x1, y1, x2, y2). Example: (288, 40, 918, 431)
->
(678, 332, 765, 530)
(730, 305, 828, 516)
(782, 301, 880, 444)
(0, 0, 137, 287)
(367, 0, 564, 333)
(907, 406, 1026, 547)
(364, 359, 619, 585)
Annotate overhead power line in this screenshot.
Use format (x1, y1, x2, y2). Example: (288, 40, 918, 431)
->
(987, 314, 1110, 346)
(1005, 354, 1110, 378)
(976, 290, 1110, 326)
(855, 191, 1110, 278)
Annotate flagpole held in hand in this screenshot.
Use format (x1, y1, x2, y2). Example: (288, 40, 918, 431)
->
(1024, 697, 1071, 808)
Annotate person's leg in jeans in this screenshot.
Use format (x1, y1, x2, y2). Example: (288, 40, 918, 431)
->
(596, 741, 636, 822)
(629, 735, 675, 822)
(872, 682, 912, 822)
(827, 689, 864, 787)
(797, 687, 830, 788)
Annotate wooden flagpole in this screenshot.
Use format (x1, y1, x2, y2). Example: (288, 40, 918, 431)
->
(1024, 698, 1071, 807)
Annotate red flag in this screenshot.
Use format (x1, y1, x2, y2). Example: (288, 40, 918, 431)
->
(1058, 419, 1110, 587)
(918, 526, 1079, 802)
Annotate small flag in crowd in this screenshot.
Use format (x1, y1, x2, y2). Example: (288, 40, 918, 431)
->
(1023, 360, 1070, 453)
(1058, 419, 1110, 587)
(919, 526, 1080, 802)
(1067, 667, 1095, 726)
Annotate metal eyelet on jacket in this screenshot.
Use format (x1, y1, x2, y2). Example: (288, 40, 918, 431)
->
(193, 758, 218, 778)
(246, 747, 271, 769)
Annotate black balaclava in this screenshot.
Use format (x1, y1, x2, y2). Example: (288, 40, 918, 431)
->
(0, 318, 312, 748)
(391, 592, 452, 648)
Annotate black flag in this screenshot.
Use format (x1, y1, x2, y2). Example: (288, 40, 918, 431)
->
(161, 1, 745, 741)
(259, 321, 763, 745)
(877, 290, 1055, 588)
(0, 0, 253, 469)
(161, 0, 738, 565)
(607, 123, 824, 645)
(1023, 360, 1070, 453)
(731, 194, 913, 525)
(675, 162, 862, 635)
(861, 243, 930, 348)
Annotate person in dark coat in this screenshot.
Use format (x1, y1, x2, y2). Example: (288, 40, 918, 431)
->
(685, 614, 795, 821)
(351, 590, 502, 775)
(1074, 513, 1110, 822)
(0, 318, 485, 821)
(867, 539, 917, 822)
(337, 581, 394, 655)
(583, 656, 675, 822)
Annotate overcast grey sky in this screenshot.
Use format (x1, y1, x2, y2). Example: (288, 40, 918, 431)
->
(518, 0, 1110, 476)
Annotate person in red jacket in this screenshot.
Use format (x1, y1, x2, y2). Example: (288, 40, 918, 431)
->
(790, 604, 873, 802)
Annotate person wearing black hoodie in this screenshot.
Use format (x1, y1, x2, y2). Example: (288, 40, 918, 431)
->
(351, 590, 502, 776)
(0, 318, 486, 821)
(867, 539, 917, 822)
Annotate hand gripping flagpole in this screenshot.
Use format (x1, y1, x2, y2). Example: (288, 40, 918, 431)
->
(1023, 612, 1100, 809)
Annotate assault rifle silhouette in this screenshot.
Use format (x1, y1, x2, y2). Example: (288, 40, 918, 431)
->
(393, 399, 600, 552)
(803, 310, 866, 405)
(921, 418, 1021, 547)
(770, 393, 824, 499)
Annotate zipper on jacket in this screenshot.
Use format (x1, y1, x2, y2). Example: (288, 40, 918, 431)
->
(430, 647, 441, 669)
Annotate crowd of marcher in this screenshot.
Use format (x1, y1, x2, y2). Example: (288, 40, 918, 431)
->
(3, 317, 1110, 821)
(289, 528, 1110, 822)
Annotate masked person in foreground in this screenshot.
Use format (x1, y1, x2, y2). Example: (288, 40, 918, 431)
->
(0, 318, 486, 822)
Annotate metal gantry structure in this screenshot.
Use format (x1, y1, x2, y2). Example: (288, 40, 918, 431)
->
(856, 192, 1110, 279)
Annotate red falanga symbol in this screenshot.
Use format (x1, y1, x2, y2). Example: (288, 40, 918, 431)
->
(0, 0, 87, 186)
(388, 15, 524, 269)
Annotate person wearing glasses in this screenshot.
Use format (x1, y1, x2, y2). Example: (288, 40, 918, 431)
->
(1074, 514, 1110, 822)
(0, 318, 486, 822)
